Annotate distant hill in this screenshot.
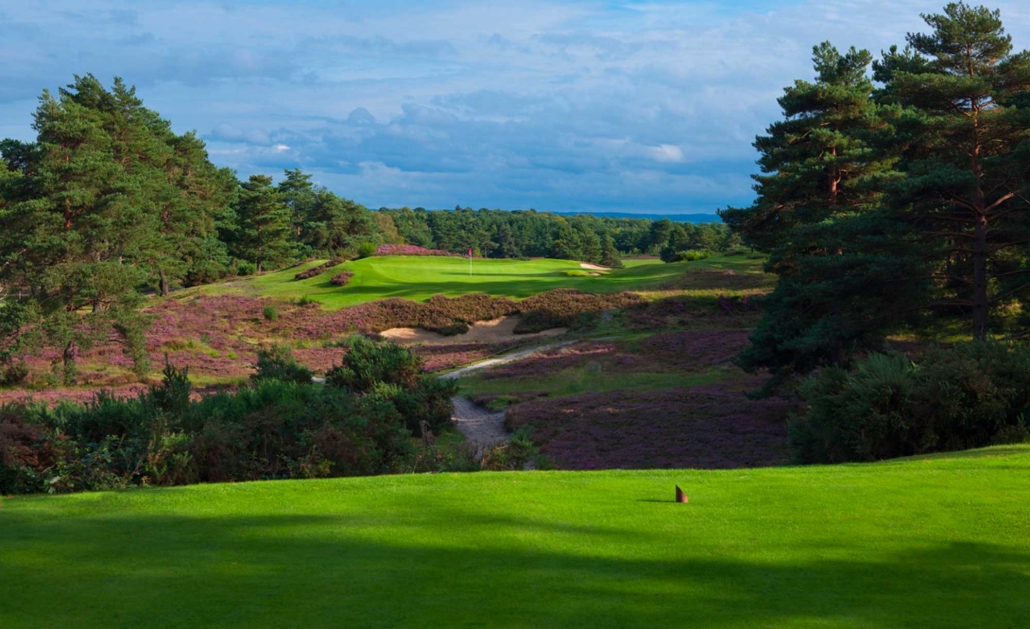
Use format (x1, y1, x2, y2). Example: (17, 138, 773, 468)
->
(551, 211, 722, 223)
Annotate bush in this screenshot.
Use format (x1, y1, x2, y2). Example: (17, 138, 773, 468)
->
(262, 305, 278, 322)
(330, 271, 355, 287)
(357, 242, 377, 259)
(790, 342, 1030, 463)
(236, 261, 258, 276)
(253, 346, 313, 385)
(294, 259, 343, 281)
(326, 337, 457, 433)
(672, 249, 712, 262)
(0, 341, 456, 494)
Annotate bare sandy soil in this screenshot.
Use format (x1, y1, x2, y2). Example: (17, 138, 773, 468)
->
(381, 316, 567, 345)
(579, 262, 610, 271)
(449, 396, 509, 451)
(445, 340, 579, 453)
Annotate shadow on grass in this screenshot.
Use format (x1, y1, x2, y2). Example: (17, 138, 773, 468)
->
(1, 508, 1026, 628)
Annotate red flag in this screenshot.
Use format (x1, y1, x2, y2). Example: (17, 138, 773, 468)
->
(468, 248, 473, 257)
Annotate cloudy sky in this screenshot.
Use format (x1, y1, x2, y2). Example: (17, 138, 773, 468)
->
(1, 1, 1028, 214)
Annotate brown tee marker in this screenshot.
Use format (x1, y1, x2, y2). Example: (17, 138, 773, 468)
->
(675, 486, 688, 503)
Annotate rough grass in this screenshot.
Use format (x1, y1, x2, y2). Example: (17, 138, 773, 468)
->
(1, 446, 1028, 628)
(188, 254, 768, 310)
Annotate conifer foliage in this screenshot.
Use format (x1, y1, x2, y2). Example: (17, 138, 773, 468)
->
(727, 3, 1030, 380)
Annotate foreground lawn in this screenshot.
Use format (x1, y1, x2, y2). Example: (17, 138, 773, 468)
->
(2, 447, 1028, 628)
(190, 255, 763, 309)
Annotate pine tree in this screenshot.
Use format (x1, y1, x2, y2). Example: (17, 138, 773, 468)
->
(874, 2, 1030, 340)
(233, 175, 294, 272)
(720, 42, 894, 270)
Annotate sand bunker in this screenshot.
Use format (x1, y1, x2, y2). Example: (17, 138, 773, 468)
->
(381, 316, 568, 345)
(580, 263, 610, 271)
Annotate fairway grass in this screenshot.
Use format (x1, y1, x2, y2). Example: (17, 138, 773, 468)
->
(187, 254, 766, 309)
(2, 446, 1028, 628)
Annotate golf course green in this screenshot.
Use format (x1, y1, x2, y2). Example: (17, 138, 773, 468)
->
(192, 254, 768, 309)
(2, 445, 1027, 628)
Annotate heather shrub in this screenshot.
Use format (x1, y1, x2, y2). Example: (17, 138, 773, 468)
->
(790, 342, 1030, 463)
(253, 346, 313, 385)
(1, 361, 29, 387)
(294, 259, 343, 281)
(515, 290, 643, 333)
(330, 271, 355, 286)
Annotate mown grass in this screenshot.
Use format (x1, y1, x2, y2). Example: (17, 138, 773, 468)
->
(1, 446, 1028, 628)
(187, 254, 766, 310)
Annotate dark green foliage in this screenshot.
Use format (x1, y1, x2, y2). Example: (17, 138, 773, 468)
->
(379, 206, 734, 262)
(790, 342, 1030, 463)
(325, 336, 457, 433)
(0, 341, 452, 494)
(262, 305, 279, 322)
(231, 175, 295, 272)
(253, 345, 313, 386)
(727, 4, 1030, 381)
(327, 336, 424, 391)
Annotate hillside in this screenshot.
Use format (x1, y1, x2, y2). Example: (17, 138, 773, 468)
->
(190, 253, 770, 309)
(2, 446, 1028, 628)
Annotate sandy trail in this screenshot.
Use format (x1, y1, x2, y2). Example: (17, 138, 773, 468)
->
(445, 339, 578, 449)
(449, 396, 509, 451)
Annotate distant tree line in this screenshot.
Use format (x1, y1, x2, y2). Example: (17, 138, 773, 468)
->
(380, 207, 741, 266)
(723, 2, 1030, 385)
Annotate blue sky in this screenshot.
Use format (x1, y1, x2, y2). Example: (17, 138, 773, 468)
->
(1, 1, 1027, 214)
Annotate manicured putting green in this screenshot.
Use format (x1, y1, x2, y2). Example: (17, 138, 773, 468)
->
(191, 254, 761, 309)
(2, 446, 1028, 627)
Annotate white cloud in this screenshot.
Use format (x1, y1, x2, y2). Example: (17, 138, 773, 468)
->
(2, 0, 1028, 212)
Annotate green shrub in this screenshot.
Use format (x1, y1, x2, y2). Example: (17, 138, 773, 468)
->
(236, 261, 257, 276)
(672, 249, 712, 262)
(357, 242, 377, 259)
(262, 305, 279, 322)
(253, 346, 313, 385)
(326, 336, 424, 391)
(790, 342, 1030, 463)
(326, 337, 457, 433)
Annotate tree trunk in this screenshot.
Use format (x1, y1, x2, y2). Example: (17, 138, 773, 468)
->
(159, 270, 170, 296)
(972, 214, 989, 341)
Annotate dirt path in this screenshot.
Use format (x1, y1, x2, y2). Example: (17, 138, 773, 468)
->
(444, 340, 578, 449)
(449, 396, 509, 451)
(440, 340, 577, 380)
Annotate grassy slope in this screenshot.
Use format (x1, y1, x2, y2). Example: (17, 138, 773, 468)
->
(2, 446, 1028, 628)
(189, 254, 765, 310)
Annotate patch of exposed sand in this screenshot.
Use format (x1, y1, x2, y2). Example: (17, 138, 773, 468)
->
(381, 316, 568, 345)
(580, 262, 610, 271)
